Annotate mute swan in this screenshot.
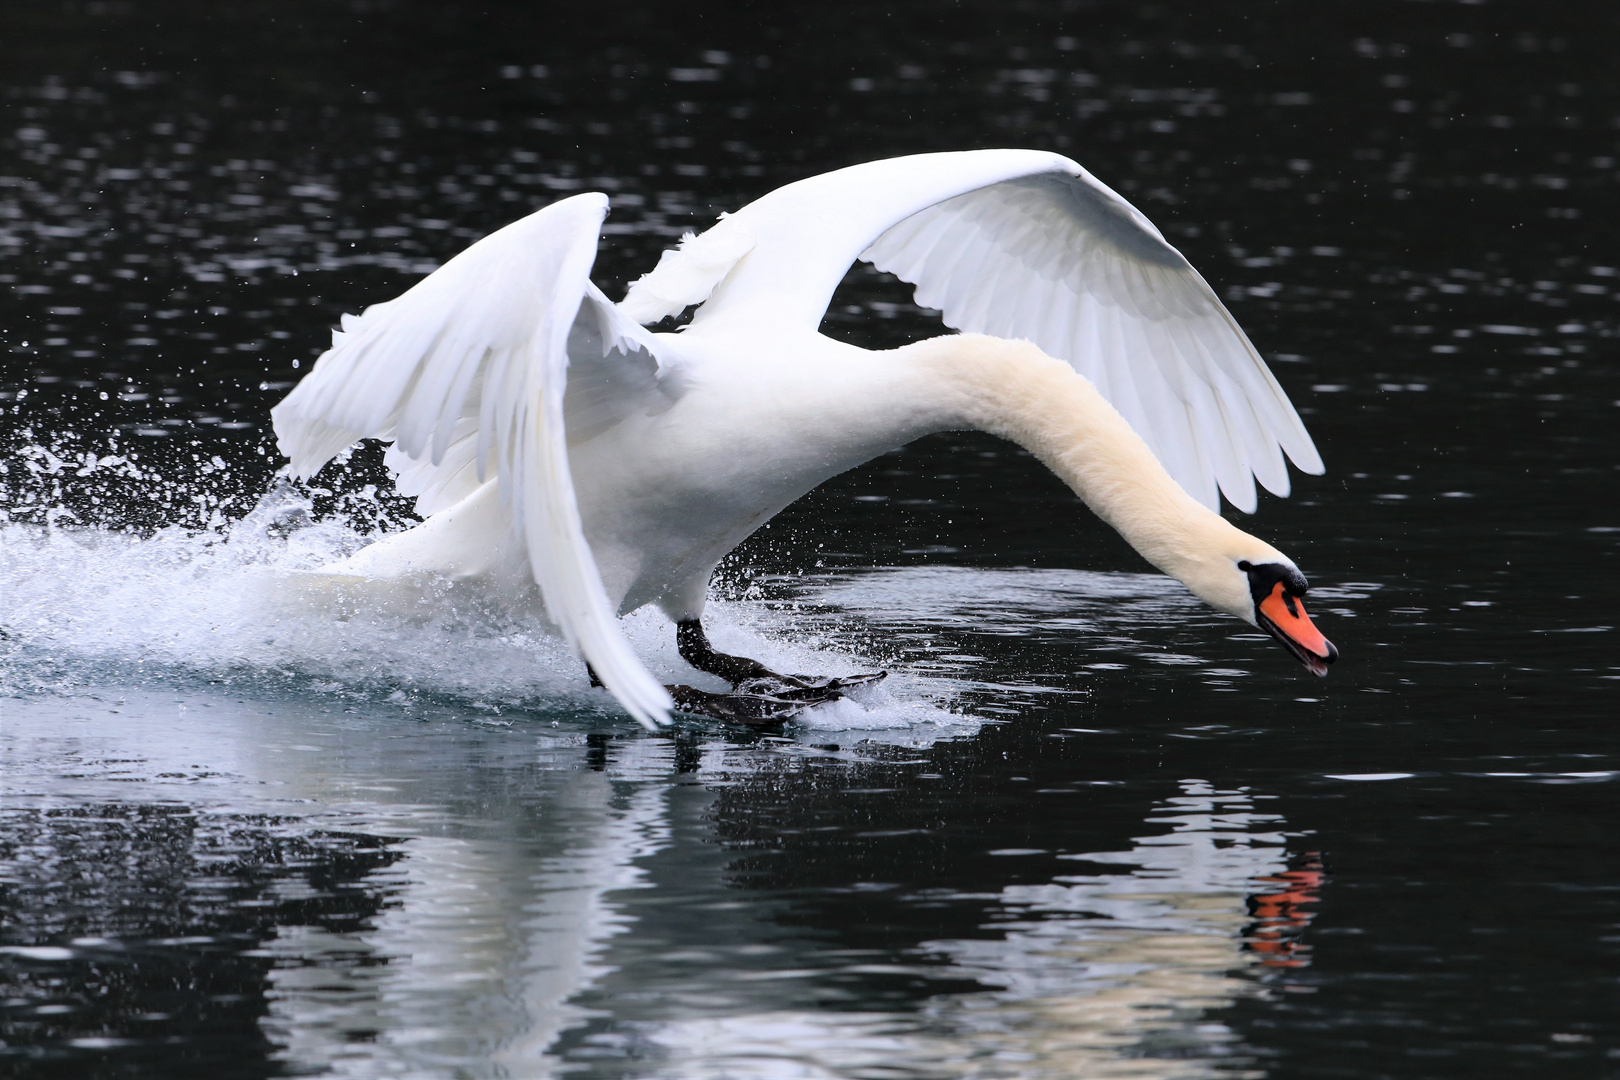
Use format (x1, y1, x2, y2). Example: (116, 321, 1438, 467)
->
(272, 149, 1337, 728)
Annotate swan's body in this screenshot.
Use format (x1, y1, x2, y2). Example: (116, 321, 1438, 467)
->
(339, 330, 939, 613)
(273, 149, 1337, 727)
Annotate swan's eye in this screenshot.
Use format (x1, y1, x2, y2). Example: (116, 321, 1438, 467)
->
(1242, 561, 1309, 607)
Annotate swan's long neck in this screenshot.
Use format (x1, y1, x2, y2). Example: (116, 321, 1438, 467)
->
(903, 333, 1284, 617)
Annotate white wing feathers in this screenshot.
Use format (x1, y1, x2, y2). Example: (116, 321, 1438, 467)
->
(861, 171, 1322, 511)
(383, 415, 482, 517)
(635, 149, 1323, 513)
(619, 218, 756, 325)
(271, 194, 674, 728)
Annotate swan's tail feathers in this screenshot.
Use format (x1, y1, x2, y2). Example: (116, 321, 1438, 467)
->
(270, 194, 673, 729)
(618, 217, 757, 325)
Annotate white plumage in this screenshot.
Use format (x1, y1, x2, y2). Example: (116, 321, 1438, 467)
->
(625, 149, 1320, 511)
(275, 195, 672, 726)
(272, 149, 1330, 728)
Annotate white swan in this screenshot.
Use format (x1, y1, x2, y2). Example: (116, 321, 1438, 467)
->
(271, 149, 1337, 729)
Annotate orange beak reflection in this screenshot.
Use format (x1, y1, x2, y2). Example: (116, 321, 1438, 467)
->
(1257, 582, 1338, 677)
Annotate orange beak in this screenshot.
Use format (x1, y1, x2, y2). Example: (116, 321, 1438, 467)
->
(1257, 582, 1338, 677)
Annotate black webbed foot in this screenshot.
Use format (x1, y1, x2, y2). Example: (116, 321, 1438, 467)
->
(665, 619, 887, 724)
(665, 682, 842, 725)
(590, 622, 885, 725)
(759, 670, 888, 694)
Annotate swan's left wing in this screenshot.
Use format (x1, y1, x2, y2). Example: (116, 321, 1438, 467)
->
(622, 149, 1323, 513)
(271, 194, 674, 728)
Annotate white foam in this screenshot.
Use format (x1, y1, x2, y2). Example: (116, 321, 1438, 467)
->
(0, 485, 968, 734)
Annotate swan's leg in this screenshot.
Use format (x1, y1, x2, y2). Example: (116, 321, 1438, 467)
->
(676, 619, 887, 696)
(586, 621, 886, 726)
(586, 657, 839, 726)
(676, 619, 775, 683)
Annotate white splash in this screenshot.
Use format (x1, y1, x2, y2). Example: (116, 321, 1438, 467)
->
(0, 485, 965, 733)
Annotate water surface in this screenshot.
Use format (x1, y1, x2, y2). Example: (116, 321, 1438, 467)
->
(3, 2, 1618, 1077)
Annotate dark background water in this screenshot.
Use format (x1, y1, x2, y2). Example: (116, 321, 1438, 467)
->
(3, 1, 1619, 1077)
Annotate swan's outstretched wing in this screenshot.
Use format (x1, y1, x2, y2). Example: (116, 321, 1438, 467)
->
(621, 149, 1322, 512)
(272, 194, 674, 728)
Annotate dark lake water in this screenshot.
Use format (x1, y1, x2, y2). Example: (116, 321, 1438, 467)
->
(3, 1, 1619, 1076)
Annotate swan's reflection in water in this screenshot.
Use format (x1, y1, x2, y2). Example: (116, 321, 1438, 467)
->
(0, 690, 1318, 1077)
(250, 750, 1317, 1079)
(256, 740, 685, 1079)
(927, 782, 1320, 1078)
(641, 781, 1318, 1080)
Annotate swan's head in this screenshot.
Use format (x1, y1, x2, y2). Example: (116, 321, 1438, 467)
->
(1237, 559, 1338, 676)
(1170, 536, 1338, 677)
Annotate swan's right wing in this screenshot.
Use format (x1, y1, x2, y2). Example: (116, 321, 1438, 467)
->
(271, 194, 673, 728)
